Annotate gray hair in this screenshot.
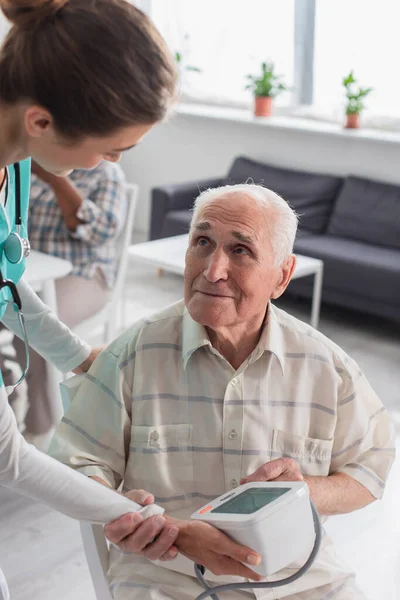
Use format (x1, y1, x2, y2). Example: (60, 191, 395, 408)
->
(190, 183, 299, 267)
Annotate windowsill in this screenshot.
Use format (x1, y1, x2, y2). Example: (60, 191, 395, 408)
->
(176, 103, 400, 146)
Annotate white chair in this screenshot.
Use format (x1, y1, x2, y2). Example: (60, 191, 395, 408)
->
(80, 521, 113, 600)
(73, 183, 138, 345)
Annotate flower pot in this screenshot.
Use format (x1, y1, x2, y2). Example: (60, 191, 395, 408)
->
(345, 113, 360, 129)
(254, 96, 272, 117)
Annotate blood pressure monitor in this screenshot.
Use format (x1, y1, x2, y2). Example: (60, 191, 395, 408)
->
(191, 481, 315, 577)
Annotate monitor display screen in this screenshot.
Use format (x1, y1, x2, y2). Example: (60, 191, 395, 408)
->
(212, 487, 290, 514)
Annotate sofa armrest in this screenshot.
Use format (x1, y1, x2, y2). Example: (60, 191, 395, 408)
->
(150, 177, 223, 240)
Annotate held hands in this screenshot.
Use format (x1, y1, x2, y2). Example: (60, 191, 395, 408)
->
(104, 489, 179, 562)
(104, 489, 263, 579)
(240, 458, 304, 485)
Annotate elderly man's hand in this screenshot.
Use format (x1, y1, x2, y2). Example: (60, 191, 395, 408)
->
(168, 518, 263, 581)
(240, 458, 304, 484)
(104, 489, 179, 562)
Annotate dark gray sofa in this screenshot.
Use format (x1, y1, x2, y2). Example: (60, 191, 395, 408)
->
(150, 156, 400, 323)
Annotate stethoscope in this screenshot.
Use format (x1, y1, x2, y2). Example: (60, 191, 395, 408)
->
(2, 163, 31, 265)
(0, 163, 31, 395)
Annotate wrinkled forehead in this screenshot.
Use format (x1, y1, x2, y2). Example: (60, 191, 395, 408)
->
(192, 194, 271, 242)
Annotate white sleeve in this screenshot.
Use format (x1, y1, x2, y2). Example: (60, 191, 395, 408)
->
(0, 387, 163, 523)
(1, 277, 91, 373)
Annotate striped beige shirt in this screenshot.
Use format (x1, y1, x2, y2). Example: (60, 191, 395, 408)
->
(50, 300, 395, 600)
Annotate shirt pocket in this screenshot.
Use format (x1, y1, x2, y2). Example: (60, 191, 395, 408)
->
(127, 424, 194, 510)
(272, 429, 333, 476)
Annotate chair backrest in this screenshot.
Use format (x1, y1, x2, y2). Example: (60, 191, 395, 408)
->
(102, 182, 137, 341)
(79, 521, 113, 600)
(113, 183, 138, 304)
(72, 182, 138, 344)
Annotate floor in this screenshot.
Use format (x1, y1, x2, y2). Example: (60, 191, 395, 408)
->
(0, 258, 399, 600)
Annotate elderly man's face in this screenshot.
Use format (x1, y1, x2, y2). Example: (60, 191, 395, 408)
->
(184, 195, 293, 330)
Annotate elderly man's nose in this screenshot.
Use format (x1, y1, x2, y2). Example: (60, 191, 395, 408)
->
(204, 250, 229, 282)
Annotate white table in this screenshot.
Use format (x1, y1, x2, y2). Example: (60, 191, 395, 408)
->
(25, 251, 73, 423)
(129, 234, 324, 329)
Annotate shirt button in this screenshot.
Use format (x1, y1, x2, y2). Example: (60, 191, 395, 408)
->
(229, 430, 237, 440)
(231, 479, 238, 488)
(231, 378, 238, 386)
(150, 431, 159, 442)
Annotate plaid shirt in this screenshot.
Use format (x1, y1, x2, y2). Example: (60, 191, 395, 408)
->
(28, 161, 126, 288)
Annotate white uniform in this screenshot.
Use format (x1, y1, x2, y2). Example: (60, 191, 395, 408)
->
(50, 300, 395, 600)
(0, 568, 9, 600)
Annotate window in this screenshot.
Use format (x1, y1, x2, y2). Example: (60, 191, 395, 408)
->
(313, 0, 400, 121)
(151, 0, 295, 107)
(147, 0, 400, 129)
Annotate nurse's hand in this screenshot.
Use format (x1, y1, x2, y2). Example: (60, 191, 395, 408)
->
(104, 490, 179, 562)
(73, 347, 104, 373)
(167, 518, 263, 580)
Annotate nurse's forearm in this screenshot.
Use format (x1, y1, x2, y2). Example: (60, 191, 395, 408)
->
(304, 472, 375, 515)
(2, 278, 91, 372)
(51, 177, 85, 231)
(88, 476, 164, 521)
(0, 390, 157, 524)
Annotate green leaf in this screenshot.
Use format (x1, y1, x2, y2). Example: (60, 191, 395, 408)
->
(342, 70, 372, 115)
(245, 60, 287, 97)
(174, 42, 201, 72)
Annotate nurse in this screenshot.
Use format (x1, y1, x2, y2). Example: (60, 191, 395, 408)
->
(0, 0, 179, 597)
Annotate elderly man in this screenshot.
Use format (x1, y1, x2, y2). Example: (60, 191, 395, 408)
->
(50, 183, 395, 600)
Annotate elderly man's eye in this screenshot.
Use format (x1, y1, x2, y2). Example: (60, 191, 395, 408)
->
(234, 246, 249, 255)
(197, 237, 209, 246)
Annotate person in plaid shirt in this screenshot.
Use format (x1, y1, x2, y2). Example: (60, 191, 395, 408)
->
(9, 160, 126, 441)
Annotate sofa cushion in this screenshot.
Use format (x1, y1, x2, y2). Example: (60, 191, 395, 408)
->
(294, 234, 400, 305)
(226, 156, 343, 234)
(327, 176, 400, 249)
(161, 210, 192, 238)
(296, 229, 315, 242)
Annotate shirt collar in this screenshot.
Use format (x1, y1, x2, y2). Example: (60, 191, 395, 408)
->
(182, 302, 285, 373)
(182, 307, 212, 369)
(255, 303, 285, 374)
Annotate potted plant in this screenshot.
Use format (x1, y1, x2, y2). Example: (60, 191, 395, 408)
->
(174, 51, 201, 75)
(342, 71, 372, 129)
(174, 40, 201, 99)
(245, 61, 287, 117)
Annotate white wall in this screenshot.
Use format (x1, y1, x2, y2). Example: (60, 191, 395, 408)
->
(120, 111, 400, 234)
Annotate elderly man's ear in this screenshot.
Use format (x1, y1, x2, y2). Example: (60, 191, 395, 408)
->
(271, 255, 297, 300)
